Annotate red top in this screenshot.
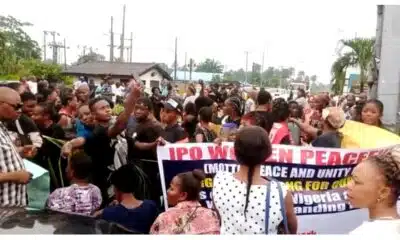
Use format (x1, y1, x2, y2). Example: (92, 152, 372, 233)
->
(269, 121, 293, 144)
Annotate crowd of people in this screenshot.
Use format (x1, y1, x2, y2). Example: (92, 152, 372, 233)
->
(0, 76, 399, 234)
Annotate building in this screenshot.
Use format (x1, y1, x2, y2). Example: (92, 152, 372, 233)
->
(63, 61, 172, 93)
(173, 70, 223, 82)
(376, 5, 400, 131)
(171, 70, 223, 93)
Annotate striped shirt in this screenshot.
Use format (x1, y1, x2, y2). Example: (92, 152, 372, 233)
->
(0, 122, 27, 207)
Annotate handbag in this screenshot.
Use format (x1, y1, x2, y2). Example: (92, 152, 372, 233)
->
(265, 179, 289, 234)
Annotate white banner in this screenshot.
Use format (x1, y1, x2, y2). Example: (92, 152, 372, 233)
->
(157, 143, 400, 234)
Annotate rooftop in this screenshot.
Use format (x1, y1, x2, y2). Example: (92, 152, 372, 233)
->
(63, 61, 172, 80)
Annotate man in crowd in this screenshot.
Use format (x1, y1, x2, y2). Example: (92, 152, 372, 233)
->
(0, 87, 33, 207)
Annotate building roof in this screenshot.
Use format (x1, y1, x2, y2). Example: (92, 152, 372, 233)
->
(63, 61, 172, 80)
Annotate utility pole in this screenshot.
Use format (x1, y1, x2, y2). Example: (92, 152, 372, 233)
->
(45, 31, 60, 64)
(120, 4, 126, 62)
(189, 58, 194, 81)
(261, 49, 265, 86)
(110, 16, 114, 62)
(43, 31, 48, 61)
(78, 45, 88, 56)
(174, 37, 178, 80)
(51, 32, 57, 64)
(63, 38, 67, 69)
(184, 52, 187, 80)
(128, 32, 133, 62)
(245, 51, 249, 83)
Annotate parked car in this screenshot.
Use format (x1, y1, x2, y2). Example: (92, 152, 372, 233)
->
(0, 208, 139, 234)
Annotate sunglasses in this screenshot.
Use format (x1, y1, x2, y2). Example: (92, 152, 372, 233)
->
(1, 102, 23, 111)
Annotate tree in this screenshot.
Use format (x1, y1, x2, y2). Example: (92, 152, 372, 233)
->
(212, 74, 221, 82)
(76, 51, 106, 65)
(195, 58, 223, 73)
(297, 70, 305, 78)
(0, 15, 41, 75)
(251, 63, 261, 85)
(330, 37, 374, 93)
(178, 65, 188, 71)
(331, 53, 352, 95)
(310, 75, 317, 83)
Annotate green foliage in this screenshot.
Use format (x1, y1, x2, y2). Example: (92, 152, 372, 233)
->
(0, 15, 41, 75)
(76, 51, 105, 65)
(0, 59, 70, 83)
(195, 58, 223, 73)
(331, 37, 375, 94)
(112, 104, 124, 116)
(63, 76, 74, 87)
(0, 15, 72, 84)
(211, 74, 222, 82)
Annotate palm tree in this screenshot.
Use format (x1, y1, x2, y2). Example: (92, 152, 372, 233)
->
(331, 38, 374, 94)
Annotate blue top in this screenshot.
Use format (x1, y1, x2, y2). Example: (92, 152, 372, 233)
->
(75, 120, 93, 139)
(101, 200, 159, 233)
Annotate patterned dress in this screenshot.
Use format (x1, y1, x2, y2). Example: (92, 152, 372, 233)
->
(47, 183, 102, 215)
(150, 201, 220, 234)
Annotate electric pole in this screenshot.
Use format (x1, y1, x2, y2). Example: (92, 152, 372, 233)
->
(119, 4, 126, 62)
(45, 31, 60, 64)
(43, 31, 48, 61)
(261, 49, 265, 86)
(51, 32, 57, 64)
(63, 38, 68, 69)
(110, 16, 114, 62)
(245, 51, 249, 83)
(174, 37, 178, 80)
(78, 45, 89, 56)
(184, 52, 187, 80)
(129, 32, 133, 62)
(189, 59, 195, 81)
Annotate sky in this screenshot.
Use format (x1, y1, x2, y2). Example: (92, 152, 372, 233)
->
(1, 0, 380, 83)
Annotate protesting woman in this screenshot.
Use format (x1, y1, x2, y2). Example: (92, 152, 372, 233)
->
(212, 126, 297, 234)
(347, 149, 400, 234)
(150, 169, 219, 234)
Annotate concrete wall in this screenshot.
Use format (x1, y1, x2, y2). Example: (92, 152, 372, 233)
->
(90, 68, 169, 94)
(377, 5, 400, 131)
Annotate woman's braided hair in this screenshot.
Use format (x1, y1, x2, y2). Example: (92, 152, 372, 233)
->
(367, 148, 400, 205)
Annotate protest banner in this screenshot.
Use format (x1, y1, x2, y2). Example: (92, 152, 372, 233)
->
(157, 143, 400, 234)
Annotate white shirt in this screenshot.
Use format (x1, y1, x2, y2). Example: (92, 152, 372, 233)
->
(245, 98, 256, 114)
(213, 171, 287, 234)
(112, 86, 125, 97)
(183, 95, 197, 108)
(27, 81, 37, 94)
(73, 80, 82, 90)
(350, 219, 400, 234)
(296, 97, 306, 108)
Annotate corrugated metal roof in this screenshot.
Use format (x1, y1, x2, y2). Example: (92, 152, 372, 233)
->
(63, 61, 157, 76)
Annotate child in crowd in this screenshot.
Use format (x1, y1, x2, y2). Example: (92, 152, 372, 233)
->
(47, 151, 102, 215)
(94, 164, 159, 234)
(75, 104, 94, 139)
